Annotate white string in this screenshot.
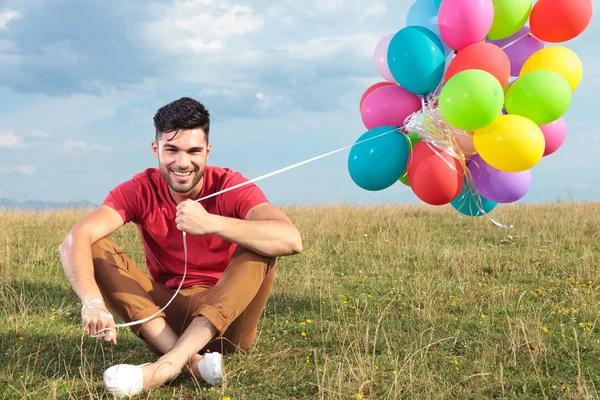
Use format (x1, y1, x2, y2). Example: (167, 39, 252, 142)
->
(86, 126, 401, 338)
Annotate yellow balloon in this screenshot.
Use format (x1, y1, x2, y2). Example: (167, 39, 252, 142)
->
(520, 46, 583, 91)
(473, 114, 545, 172)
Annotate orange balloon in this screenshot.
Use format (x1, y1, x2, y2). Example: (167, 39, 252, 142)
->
(530, 0, 593, 42)
(444, 42, 511, 87)
(359, 82, 396, 109)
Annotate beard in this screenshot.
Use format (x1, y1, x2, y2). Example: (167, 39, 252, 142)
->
(160, 164, 204, 194)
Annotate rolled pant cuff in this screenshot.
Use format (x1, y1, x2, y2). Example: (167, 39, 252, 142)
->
(192, 304, 228, 336)
(129, 308, 166, 335)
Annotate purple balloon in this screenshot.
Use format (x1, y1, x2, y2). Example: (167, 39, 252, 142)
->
(468, 154, 531, 203)
(487, 26, 544, 77)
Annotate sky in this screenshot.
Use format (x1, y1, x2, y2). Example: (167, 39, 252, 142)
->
(0, 0, 598, 207)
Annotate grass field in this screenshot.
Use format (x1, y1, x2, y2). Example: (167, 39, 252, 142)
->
(1, 202, 600, 399)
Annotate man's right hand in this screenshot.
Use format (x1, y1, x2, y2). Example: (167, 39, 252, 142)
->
(81, 299, 118, 345)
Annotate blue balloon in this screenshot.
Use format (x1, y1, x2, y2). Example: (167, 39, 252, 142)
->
(451, 182, 498, 217)
(348, 126, 409, 191)
(407, 0, 438, 28)
(406, 0, 453, 57)
(387, 26, 446, 95)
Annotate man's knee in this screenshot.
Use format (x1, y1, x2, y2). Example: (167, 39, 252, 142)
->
(231, 245, 277, 272)
(90, 237, 119, 260)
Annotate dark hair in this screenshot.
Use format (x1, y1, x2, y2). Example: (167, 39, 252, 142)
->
(153, 97, 210, 142)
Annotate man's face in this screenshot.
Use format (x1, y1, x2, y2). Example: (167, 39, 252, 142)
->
(151, 128, 211, 194)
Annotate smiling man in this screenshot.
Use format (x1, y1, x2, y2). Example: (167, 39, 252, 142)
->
(58, 97, 303, 397)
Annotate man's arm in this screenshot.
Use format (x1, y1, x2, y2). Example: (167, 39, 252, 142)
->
(58, 205, 125, 341)
(175, 201, 302, 258)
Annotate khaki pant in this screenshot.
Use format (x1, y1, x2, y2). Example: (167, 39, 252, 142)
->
(91, 238, 276, 354)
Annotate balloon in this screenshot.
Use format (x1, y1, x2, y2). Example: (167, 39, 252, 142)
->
(468, 154, 532, 203)
(451, 180, 498, 216)
(387, 26, 446, 95)
(473, 114, 545, 172)
(374, 34, 397, 83)
(399, 133, 421, 186)
(539, 117, 567, 157)
(359, 82, 396, 110)
(487, 26, 545, 76)
(360, 85, 423, 130)
(438, 0, 494, 51)
(407, 0, 439, 28)
(520, 46, 583, 91)
(487, 0, 532, 40)
(444, 42, 511, 87)
(439, 69, 504, 131)
(406, 141, 465, 205)
(454, 130, 477, 158)
(406, 1, 453, 56)
(348, 126, 409, 191)
(505, 70, 572, 125)
(434, 0, 443, 10)
(530, 0, 593, 43)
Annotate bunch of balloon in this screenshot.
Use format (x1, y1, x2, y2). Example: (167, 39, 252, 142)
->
(348, 0, 593, 220)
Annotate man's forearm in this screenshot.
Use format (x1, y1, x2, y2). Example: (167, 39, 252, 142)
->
(58, 233, 103, 302)
(209, 216, 302, 257)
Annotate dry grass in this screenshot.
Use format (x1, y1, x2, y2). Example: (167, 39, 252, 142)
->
(1, 202, 599, 399)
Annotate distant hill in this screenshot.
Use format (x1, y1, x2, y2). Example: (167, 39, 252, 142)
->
(0, 198, 98, 211)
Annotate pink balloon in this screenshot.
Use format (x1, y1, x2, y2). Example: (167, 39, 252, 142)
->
(454, 131, 477, 159)
(438, 0, 494, 51)
(539, 117, 566, 157)
(360, 85, 422, 130)
(373, 34, 397, 83)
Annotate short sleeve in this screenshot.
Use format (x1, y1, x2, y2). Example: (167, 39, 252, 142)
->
(102, 179, 144, 224)
(219, 171, 269, 219)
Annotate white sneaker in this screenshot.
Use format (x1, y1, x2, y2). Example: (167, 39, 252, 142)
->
(103, 363, 147, 397)
(198, 352, 223, 386)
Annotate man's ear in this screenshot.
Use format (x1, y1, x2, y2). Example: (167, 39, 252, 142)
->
(206, 143, 212, 159)
(151, 141, 159, 159)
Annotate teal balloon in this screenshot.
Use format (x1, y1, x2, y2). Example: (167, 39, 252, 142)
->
(387, 26, 446, 95)
(451, 182, 498, 217)
(348, 126, 409, 191)
(434, 0, 443, 10)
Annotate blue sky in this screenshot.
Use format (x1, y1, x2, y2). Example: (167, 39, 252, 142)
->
(0, 0, 598, 207)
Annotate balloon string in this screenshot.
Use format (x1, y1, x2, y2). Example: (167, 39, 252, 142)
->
(499, 32, 531, 50)
(88, 126, 402, 337)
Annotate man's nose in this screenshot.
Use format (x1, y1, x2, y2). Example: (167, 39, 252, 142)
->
(175, 152, 190, 168)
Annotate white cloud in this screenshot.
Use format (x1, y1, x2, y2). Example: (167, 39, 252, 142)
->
(275, 33, 379, 60)
(361, 3, 387, 22)
(30, 130, 50, 138)
(0, 10, 20, 29)
(61, 140, 112, 153)
(0, 164, 35, 175)
(0, 131, 24, 148)
(144, 0, 264, 54)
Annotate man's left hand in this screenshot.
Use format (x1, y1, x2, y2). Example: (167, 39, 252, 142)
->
(175, 200, 218, 235)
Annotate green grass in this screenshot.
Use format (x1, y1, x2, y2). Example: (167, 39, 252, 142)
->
(1, 202, 600, 399)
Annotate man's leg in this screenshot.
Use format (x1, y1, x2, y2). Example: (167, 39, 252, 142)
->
(91, 239, 197, 370)
(142, 245, 276, 386)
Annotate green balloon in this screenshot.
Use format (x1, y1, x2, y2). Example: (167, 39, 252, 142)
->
(505, 70, 572, 125)
(399, 133, 421, 186)
(439, 70, 505, 131)
(487, 0, 532, 40)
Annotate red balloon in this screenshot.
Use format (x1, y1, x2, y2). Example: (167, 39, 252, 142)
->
(530, 0, 593, 43)
(444, 42, 511, 87)
(407, 141, 465, 206)
(359, 82, 396, 109)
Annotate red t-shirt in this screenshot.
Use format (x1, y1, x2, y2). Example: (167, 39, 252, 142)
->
(102, 167, 269, 289)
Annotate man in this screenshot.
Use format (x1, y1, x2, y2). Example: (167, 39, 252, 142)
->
(58, 97, 303, 397)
